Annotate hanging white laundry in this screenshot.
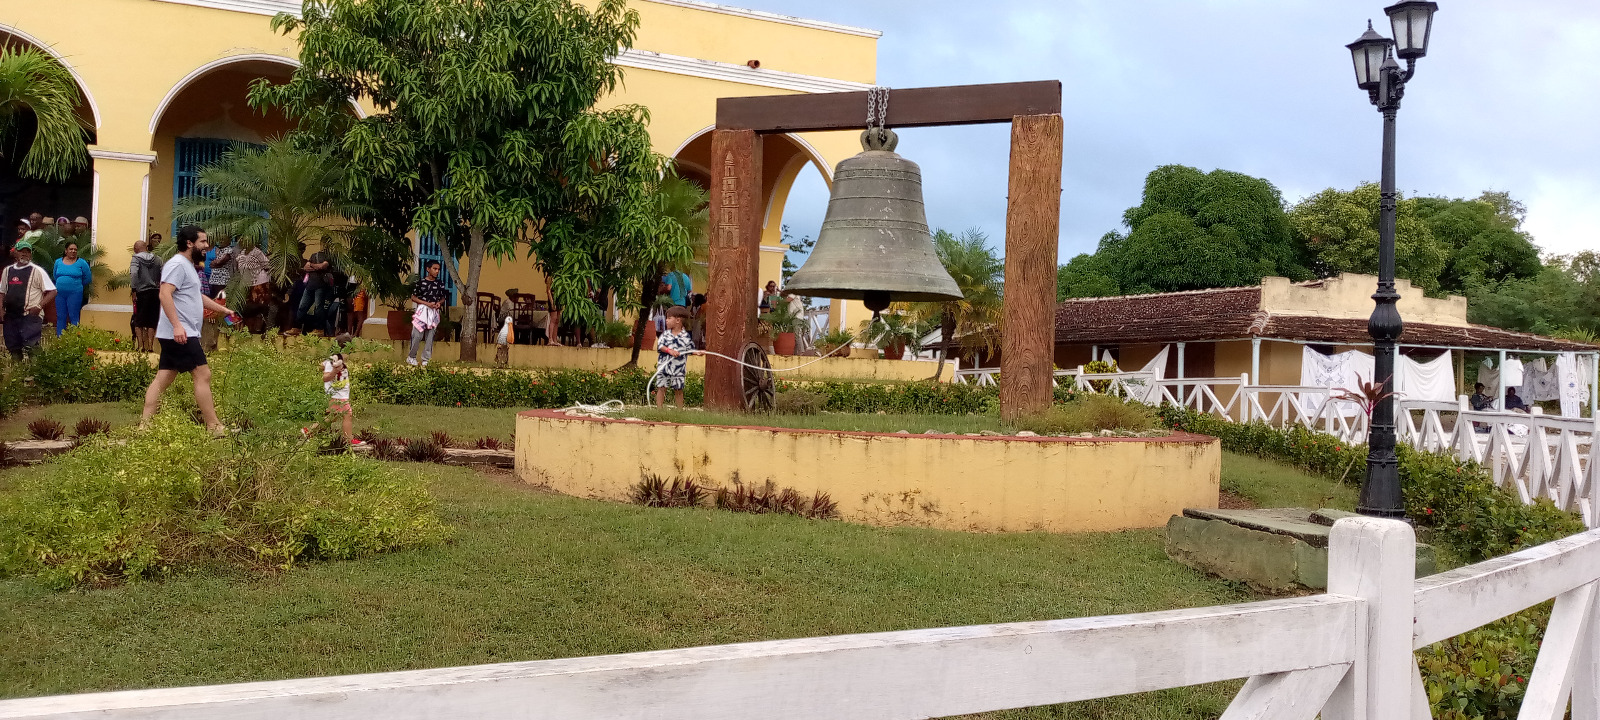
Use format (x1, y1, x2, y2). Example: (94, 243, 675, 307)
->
(1556, 352, 1582, 418)
(1341, 350, 1376, 392)
(1101, 348, 1116, 365)
(1396, 352, 1455, 402)
(1138, 345, 1169, 381)
(1300, 347, 1343, 389)
(1478, 359, 1500, 397)
(1501, 357, 1524, 388)
(1579, 355, 1595, 405)
(1525, 358, 1559, 402)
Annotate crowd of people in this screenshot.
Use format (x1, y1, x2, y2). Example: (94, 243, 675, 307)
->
(5, 213, 96, 350)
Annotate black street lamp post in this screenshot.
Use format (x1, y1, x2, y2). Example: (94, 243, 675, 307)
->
(1346, 1, 1438, 519)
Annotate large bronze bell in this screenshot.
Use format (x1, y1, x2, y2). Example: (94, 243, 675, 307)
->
(785, 128, 963, 312)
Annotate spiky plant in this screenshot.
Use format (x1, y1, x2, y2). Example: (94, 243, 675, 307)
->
(73, 418, 110, 438)
(27, 419, 66, 441)
(0, 47, 90, 182)
(1334, 374, 1397, 419)
(403, 437, 447, 464)
(474, 436, 502, 450)
(429, 430, 456, 449)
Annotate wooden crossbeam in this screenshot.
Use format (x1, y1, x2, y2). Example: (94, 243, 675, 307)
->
(715, 80, 1062, 133)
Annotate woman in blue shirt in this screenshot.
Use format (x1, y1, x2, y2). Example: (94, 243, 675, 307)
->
(53, 241, 92, 335)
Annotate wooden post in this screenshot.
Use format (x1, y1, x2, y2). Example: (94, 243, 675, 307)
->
(998, 114, 1063, 422)
(1320, 516, 1418, 720)
(704, 129, 762, 411)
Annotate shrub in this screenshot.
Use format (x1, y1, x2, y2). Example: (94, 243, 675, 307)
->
(631, 475, 707, 508)
(713, 480, 839, 519)
(73, 418, 111, 437)
(429, 430, 456, 449)
(354, 364, 703, 409)
(206, 338, 331, 434)
(1015, 394, 1161, 435)
(779, 378, 996, 415)
(25, 326, 153, 405)
(1418, 604, 1546, 719)
(774, 388, 825, 415)
(0, 412, 449, 588)
(1159, 406, 1584, 562)
(27, 419, 65, 441)
(815, 328, 855, 357)
(474, 437, 503, 450)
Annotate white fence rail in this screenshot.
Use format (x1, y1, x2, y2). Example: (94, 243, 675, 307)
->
(4, 519, 1597, 719)
(966, 365, 1600, 527)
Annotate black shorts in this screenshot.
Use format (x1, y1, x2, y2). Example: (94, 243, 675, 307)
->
(133, 289, 161, 328)
(157, 337, 208, 373)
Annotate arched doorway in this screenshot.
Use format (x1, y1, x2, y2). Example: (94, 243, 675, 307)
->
(0, 28, 98, 247)
(670, 127, 833, 305)
(146, 55, 301, 238)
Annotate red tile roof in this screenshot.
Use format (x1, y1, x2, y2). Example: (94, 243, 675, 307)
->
(1052, 286, 1594, 352)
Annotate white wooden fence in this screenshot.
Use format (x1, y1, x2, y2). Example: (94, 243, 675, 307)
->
(2, 518, 1596, 719)
(962, 364, 1599, 528)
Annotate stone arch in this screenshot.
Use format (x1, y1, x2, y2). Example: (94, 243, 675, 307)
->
(0, 24, 101, 129)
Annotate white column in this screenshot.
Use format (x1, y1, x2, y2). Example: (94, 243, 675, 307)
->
(1497, 349, 1508, 412)
(1250, 338, 1261, 386)
(1176, 341, 1187, 402)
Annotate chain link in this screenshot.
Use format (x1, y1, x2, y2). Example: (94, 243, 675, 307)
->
(865, 86, 890, 130)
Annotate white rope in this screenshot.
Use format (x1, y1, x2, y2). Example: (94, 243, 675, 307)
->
(558, 399, 627, 416)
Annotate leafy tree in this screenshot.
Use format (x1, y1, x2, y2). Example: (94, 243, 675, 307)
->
(908, 228, 1003, 380)
(1467, 252, 1600, 337)
(254, 0, 685, 360)
(1061, 165, 1307, 297)
(0, 47, 89, 182)
(172, 140, 379, 292)
(1415, 191, 1540, 292)
(1287, 183, 1448, 292)
(781, 224, 816, 282)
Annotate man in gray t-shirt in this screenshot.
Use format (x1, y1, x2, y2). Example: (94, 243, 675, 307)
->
(141, 226, 239, 435)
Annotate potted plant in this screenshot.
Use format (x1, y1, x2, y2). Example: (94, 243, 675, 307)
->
(765, 302, 803, 356)
(864, 312, 927, 361)
(815, 328, 854, 358)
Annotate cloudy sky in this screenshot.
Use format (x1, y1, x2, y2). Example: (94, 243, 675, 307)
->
(740, 0, 1600, 262)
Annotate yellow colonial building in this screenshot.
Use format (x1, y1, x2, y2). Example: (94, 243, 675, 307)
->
(1, 0, 879, 337)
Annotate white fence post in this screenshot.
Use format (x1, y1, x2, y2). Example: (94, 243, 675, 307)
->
(1322, 517, 1418, 720)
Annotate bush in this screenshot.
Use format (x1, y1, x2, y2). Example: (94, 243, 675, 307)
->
(774, 388, 825, 415)
(1418, 604, 1546, 719)
(0, 412, 449, 589)
(778, 378, 997, 415)
(25, 326, 153, 405)
(1015, 394, 1162, 435)
(1159, 406, 1584, 562)
(27, 419, 65, 441)
(207, 337, 331, 434)
(355, 364, 703, 409)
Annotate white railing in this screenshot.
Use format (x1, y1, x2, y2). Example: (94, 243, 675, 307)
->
(966, 365, 1599, 525)
(4, 519, 1596, 719)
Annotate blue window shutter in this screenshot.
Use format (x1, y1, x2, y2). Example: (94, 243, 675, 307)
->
(416, 232, 457, 306)
(171, 138, 264, 237)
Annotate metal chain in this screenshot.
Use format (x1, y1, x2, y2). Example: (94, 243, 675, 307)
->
(865, 86, 890, 130)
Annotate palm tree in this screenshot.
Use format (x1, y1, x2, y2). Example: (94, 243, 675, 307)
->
(0, 47, 90, 182)
(625, 174, 707, 366)
(173, 139, 369, 288)
(912, 228, 1005, 381)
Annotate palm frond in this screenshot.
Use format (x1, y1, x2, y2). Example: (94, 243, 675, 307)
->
(0, 47, 90, 182)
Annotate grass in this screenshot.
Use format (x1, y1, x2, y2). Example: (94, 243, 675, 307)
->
(627, 406, 1015, 434)
(0, 462, 1252, 717)
(1221, 451, 1359, 511)
(0, 403, 143, 441)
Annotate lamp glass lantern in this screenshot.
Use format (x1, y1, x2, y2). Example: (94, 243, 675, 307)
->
(1346, 22, 1394, 90)
(1385, 1, 1439, 59)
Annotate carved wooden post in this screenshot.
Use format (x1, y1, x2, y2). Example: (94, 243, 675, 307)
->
(705, 129, 762, 410)
(999, 114, 1063, 421)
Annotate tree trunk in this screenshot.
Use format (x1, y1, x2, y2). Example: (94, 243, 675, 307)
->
(449, 227, 487, 362)
(627, 272, 660, 368)
(929, 307, 955, 382)
(541, 272, 562, 346)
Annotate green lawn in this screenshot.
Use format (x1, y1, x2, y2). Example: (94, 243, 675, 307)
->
(0, 402, 517, 444)
(1221, 451, 1359, 511)
(629, 406, 1015, 434)
(0, 462, 1251, 717)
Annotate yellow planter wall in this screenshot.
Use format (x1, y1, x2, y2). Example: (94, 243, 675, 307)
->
(517, 411, 1220, 533)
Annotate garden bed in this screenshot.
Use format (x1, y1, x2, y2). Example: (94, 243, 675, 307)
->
(517, 409, 1220, 533)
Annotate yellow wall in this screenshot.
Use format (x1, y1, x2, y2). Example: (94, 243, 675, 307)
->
(1260, 274, 1468, 327)
(517, 411, 1220, 532)
(9, 0, 876, 328)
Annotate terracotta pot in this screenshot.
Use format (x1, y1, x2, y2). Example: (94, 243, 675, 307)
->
(883, 341, 907, 361)
(386, 310, 412, 340)
(642, 322, 657, 349)
(775, 332, 796, 356)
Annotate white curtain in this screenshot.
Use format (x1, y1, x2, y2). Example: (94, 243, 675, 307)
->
(1300, 347, 1375, 416)
(1396, 352, 1455, 402)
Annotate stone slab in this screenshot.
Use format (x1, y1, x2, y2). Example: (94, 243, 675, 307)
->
(1169, 508, 1437, 592)
(1182, 507, 1334, 548)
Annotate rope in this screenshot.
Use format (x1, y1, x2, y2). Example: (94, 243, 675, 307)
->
(642, 315, 888, 404)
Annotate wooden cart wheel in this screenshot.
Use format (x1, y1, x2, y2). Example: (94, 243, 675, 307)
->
(741, 342, 775, 412)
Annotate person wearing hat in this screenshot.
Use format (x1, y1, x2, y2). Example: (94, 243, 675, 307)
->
(0, 233, 57, 360)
